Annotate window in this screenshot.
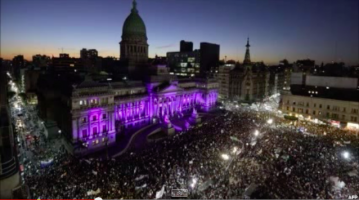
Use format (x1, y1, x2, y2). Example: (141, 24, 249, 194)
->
(333, 106, 340, 111)
(331, 113, 339, 119)
(306, 103, 309, 107)
(305, 109, 308, 114)
(93, 127, 98, 135)
(326, 112, 330, 118)
(352, 109, 358, 114)
(82, 117, 87, 123)
(327, 105, 330, 110)
(103, 114, 107, 119)
(351, 116, 358, 122)
(292, 107, 296, 112)
(95, 139, 99, 144)
(82, 130, 88, 138)
(93, 115, 97, 121)
(314, 103, 316, 108)
(319, 104, 322, 109)
(341, 115, 345, 120)
(342, 108, 346, 112)
(293, 102, 296, 105)
(319, 111, 322, 115)
(298, 108, 303, 113)
(103, 125, 107, 132)
(313, 111, 316, 115)
(287, 106, 289, 111)
(79, 100, 83, 105)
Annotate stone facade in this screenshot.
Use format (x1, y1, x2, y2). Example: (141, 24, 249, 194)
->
(70, 78, 218, 154)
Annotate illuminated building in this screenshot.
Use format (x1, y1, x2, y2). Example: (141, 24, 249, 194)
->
(0, 63, 26, 198)
(280, 73, 359, 129)
(36, 0, 219, 155)
(167, 41, 220, 78)
(167, 49, 201, 77)
(68, 75, 218, 155)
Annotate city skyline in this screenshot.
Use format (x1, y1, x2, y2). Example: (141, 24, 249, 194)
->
(1, 0, 358, 65)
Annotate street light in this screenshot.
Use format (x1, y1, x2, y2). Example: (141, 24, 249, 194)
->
(221, 154, 230, 160)
(342, 151, 350, 160)
(267, 119, 273, 124)
(58, 130, 62, 134)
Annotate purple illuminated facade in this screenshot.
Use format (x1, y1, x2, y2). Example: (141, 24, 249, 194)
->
(67, 0, 218, 155)
(69, 78, 218, 154)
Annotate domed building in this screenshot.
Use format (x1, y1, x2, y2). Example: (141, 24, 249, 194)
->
(120, 0, 149, 74)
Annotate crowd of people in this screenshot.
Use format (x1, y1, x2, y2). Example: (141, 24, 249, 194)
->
(24, 107, 359, 199)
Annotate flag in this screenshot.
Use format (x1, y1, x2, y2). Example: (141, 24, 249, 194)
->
(155, 185, 165, 199)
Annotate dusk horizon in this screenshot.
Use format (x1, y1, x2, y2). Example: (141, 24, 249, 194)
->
(1, 0, 359, 65)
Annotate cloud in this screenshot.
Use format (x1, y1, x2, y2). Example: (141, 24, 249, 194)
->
(156, 44, 176, 49)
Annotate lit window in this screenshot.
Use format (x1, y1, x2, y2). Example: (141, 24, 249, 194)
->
(79, 100, 83, 105)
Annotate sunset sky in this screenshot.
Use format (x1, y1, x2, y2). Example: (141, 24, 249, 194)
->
(1, 0, 358, 65)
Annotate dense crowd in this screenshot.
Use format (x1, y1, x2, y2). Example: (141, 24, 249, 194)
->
(25, 108, 359, 199)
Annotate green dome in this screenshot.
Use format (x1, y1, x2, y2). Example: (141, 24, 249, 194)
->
(122, 0, 147, 38)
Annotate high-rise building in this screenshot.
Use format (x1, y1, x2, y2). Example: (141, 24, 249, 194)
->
(120, 0, 149, 74)
(0, 62, 25, 198)
(167, 41, 220, 78)
(167, 50, 201, 77)
(200, 42, 220, 77)
(180, 40, 193, 52)
(12, 55, 25, 81)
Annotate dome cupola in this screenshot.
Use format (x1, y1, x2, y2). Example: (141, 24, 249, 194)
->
(122, 0, 147, 39)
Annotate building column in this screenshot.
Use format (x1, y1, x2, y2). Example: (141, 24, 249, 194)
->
(88, 113, 91, 137)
